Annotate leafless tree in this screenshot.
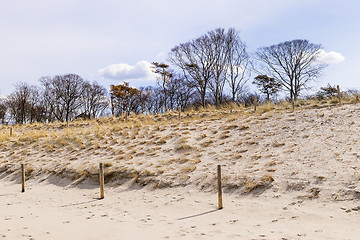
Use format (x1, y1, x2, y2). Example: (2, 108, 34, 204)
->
(225, 28, 250, 102)
(6, 83, 30, 124)
(81, 81, 109, 119)
(255, 39, 327, 101)
(207, 28, 228, 106)
(41, 74, 85, 122)
(6, 83, 42, 124)
(169, 34, 214, 107)
(0, 99, 7, 124)
(136, 86, 155, 114)
(166, 75, 195, 111)
(169, 28, 250, 107)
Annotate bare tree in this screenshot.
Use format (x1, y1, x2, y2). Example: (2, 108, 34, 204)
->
(81, 81, 109, 119)
(7, 83, 30, 124)
(169, 35, 214, 107)
(173, 77, 195, 111)
(6, 83, 42, 124)
(41, 74, 85, 122)
(225, 28, 250, 102)
(165, 75, 195, 111)
(169, 28, 250, 107)
(0, 99, 7, 124)
(136, 86, 156, 114)
(255, 39, 327, 101)
(207, 28, 228, 107)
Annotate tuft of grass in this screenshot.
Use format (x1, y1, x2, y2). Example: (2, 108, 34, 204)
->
(104, 162, 112, 168)
(242, 175, 274, 193)
(45, 144, 56, 152)
(181, 164, 196, 173)
(258, 103, 275, 113)
(175, 137, 192, 151)
(156, 137, 167, 145)
(176, 157, 190, 164)
(238, 125, 249, 131)
(200, 139, 214, 147)
(272, 142, 285, 147)
(219, 130, 230, 139)
(197, 133, 207, 140)
(25, 166, 35, 176)
(19, 130, 48, 143)
(0, 133, 10, 142)
(223, 125, 238, 130)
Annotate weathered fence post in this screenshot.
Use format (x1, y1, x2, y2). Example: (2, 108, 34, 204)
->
(217, 165, 223, 209)
(337, 85, 342, 106)
(178, 106, 181, 122)
(124, 112, 128, 121)
(21, 163, 25, 193)
(9, 127, 13, 137)
(99, 163, 105, 199)
(254, 96, 257, 112)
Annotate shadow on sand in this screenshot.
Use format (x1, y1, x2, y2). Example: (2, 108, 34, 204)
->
(177, 209, 219, 221)
(60, 199, 99, 208)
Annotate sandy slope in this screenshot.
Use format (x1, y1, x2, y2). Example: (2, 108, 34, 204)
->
(1, 103, 360, 239)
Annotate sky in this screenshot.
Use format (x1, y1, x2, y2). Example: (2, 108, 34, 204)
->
(0, 0, 358, 97)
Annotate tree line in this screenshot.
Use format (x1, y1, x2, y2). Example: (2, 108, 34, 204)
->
(0, 27, 331, 124)
(1, 75, 108, 124)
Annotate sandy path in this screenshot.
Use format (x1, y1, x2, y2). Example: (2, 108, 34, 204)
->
(1, 177, 360, 240)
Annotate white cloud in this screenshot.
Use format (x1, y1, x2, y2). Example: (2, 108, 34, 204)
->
(96, 60, 158, 83)
(317, 49, 345, 64)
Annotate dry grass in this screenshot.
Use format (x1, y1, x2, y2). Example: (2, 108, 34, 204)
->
(1, 97, 359, 193)
(175, 137, 192, 151)
(200, 139, 214, 147)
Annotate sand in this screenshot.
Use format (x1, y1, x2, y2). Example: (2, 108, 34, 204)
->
(1, 174, 360, 240)
(2, 103, 360, 239)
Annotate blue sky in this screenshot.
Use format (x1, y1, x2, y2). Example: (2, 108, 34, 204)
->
(0, 0, 358, 96)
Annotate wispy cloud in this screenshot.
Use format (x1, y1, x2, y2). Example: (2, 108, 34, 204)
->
(96, 61, 157, 83)
(317, 49, 345, 64)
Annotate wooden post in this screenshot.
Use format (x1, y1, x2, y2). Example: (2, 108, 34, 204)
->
(21, 163, 25, 193)
(178, 106, 181, 121)
(124, 112, 128, 121)
(254, 96, 257, 112)
(99, 163, 104, 199)
(9, 127, 13, 137)
(217, 165, 223, 209)
(337, 85, 342, 106)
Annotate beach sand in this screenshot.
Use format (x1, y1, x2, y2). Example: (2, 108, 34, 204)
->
(1, 174, 360, 240)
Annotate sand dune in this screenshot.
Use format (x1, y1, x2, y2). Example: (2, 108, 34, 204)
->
(1, 102, 360, 239)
